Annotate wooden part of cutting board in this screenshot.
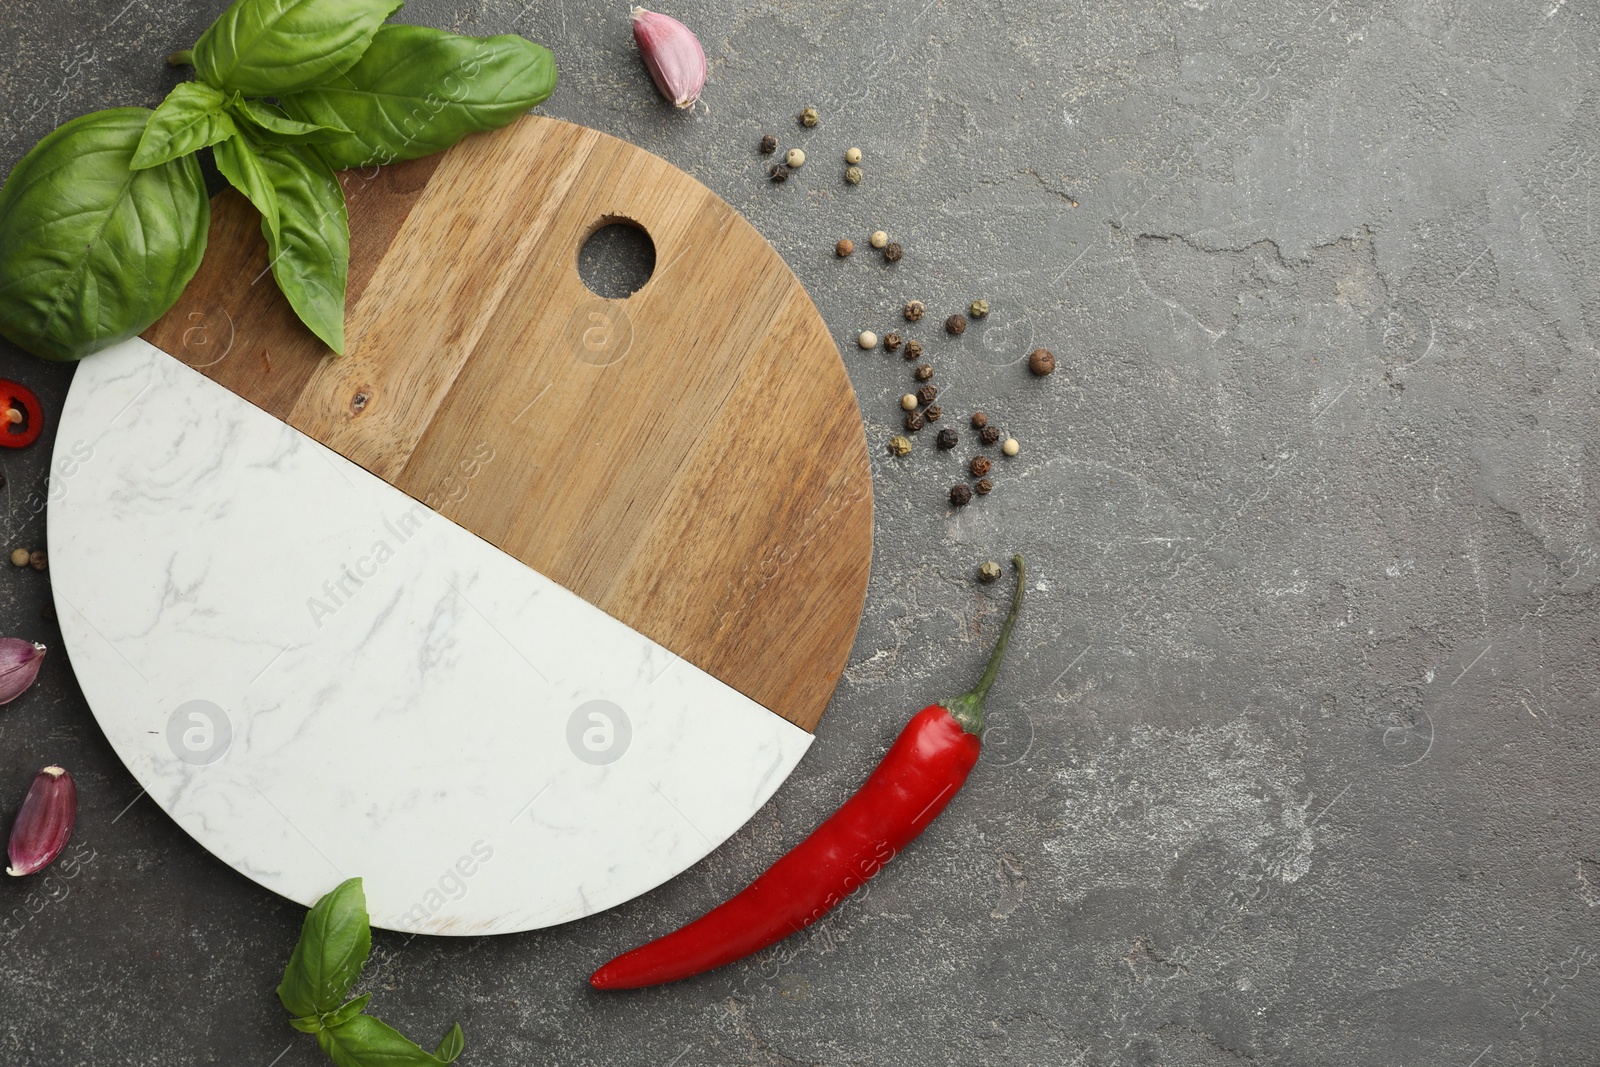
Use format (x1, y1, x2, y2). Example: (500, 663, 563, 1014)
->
(143, 116, 872, 733)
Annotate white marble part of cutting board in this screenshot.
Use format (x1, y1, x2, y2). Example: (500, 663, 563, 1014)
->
(47, 337, 812, 934)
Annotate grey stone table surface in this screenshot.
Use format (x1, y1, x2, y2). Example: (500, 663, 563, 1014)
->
(0, 0, 1596, 1063)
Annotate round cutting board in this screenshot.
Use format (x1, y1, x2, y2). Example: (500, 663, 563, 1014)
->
(48, 116, 872, 934)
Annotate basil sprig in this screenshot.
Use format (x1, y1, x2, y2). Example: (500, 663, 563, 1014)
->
(194, 0, 404, 97)
(0, 0, 556, 361)
(281, 877, 465, 1065)
(279, 25, 558, 170)
(0, 108, 209, 361)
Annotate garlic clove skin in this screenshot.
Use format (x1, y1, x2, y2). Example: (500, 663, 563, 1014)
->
(0, 638, 45, 706)
(7, 765, 75, 877)
(631, 7, 707, 110)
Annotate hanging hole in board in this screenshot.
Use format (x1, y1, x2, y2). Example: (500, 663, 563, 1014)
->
(577, 218, 657, 299)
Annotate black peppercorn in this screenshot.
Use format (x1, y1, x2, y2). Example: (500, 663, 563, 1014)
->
(974, 478, 993, 495)
(950, 484, 972, 506)
(969, 455, 992, 477)
(971, 412, 988, 429)
(884, 332, 902, 352)
(769, 164, 791, 182)
(979, 425, 1001, 446)
(903, 339, 923, 361)
(1029, 347, 1056, 375)
(946, 314, 967, 335)
(904, 410, 925, 432)
(914, 363, 933, 382)
(924, 404, 942, 421)
(936, 428, 958, 450)
(917, 384, 938, 405)
(759, 134, 778, 155)
(904, 300, 925, 322)
(884, 242, 903, 263)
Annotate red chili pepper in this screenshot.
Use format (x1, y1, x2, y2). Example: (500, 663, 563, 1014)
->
(591, 555, 1026, 990)
(0, 380, 42, 449)
(0, 380, 42, 448)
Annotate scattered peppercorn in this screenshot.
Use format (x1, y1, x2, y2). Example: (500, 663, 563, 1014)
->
(844, 146, 862, 164)
(800, 107, 819, 127)
(946, 314, 967, 335)
(903, 410, 925, 432)
(844, 166, 863, 185)
(969, 299, 990, 318)
(900, 393, 920, 411)
(1002, 437, 1020, 457)
(969, 456, 992, 477)
(870, 230, 889, 249)
(859, 330, 878, 349)
(28, 550, 46, 572)
(903, 339, 923, 360)
(884, 332, 902, 352)
(977, 560, 1002, 582)
(936, 428, 958, 450)
(904, 300, 925, 322)
(924, 404, 942, 422)
(889, 435, 912, 457)
(914, 363, 934, 382)
(917, 384, 938, 405)
(979, 425, 1001, 446)
(759, 134, 778, 154)
(884, 242, 903, 263)
(974, 478, 993, 495)
(785, 148, 806, 168)
(9, 548, 27, 567)
(950, 484, 973, 506)
(836, 238, 854, 257)
(1028, 348, 1056, 376)
(769, 164, 791, 182)
(971, 412, 988, 429)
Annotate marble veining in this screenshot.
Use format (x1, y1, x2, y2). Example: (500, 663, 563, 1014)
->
(48, 338, 813, 934)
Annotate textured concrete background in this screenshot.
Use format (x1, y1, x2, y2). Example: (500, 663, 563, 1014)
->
(1, 0, 1597, 1064)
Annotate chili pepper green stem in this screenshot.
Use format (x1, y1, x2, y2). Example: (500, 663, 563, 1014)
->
(166, 50, 194, 67)
(945, 554, 1025, 736)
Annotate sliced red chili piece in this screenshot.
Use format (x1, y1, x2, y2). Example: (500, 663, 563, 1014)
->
(0, 380, 42, 448)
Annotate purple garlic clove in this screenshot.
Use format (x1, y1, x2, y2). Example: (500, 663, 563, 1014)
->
(7, 765, 75, 876)
(0, 638, 45, 705)
(631, 6, 707, 110)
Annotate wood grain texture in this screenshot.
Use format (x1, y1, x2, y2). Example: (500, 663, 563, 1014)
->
(143, 115, 872, 733)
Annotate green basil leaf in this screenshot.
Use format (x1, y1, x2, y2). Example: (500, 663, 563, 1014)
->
(0, 107, 208, 361)
(433, 1024, 464, 1064)
(194, 0, 404, 97)
(130, 82, 236, 170)
(229, 97, 351, 144)
(290, 1014, 325, 1034)
(317, 1014, 464, 1067)
(257, 141, 349, 353)
(277, 877, 370, 1018)
(279, 26, 556, 170)
(212, 133, 281, 241)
